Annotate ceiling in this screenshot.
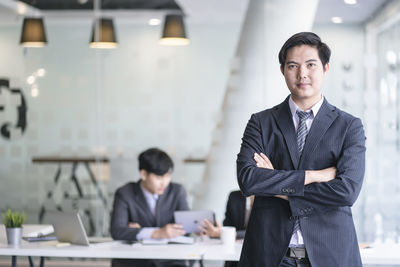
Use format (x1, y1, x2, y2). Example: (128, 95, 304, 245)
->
(314, 0, 389, 24)
(0, 0, 392, 25)
(18, 0, 181, 10)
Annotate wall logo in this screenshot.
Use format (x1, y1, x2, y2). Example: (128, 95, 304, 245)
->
(0, 78, 28, 140)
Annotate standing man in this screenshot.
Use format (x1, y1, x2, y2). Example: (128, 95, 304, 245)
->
(111, 148, 189, 267)
(236, 32, 365, 266)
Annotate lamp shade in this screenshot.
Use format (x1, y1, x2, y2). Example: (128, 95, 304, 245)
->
(90, 18, 118, 49)
(159, 14, 189, 46)
(20, 17, 47, 47)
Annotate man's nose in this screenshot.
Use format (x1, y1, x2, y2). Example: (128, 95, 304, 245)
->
(298, 66, 308, 79)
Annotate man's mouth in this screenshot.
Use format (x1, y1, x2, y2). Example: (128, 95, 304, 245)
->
(297, 82, 311, 87)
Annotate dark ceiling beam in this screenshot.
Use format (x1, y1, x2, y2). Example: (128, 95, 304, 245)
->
(18, 0, 181, 10)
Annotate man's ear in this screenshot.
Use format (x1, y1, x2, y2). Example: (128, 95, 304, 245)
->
(323, 63, 330, 73)
(280, 65, 284, 75)
(140, 170, 147, 181)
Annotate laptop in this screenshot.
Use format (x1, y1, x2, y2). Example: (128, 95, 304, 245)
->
(46, 211, 111, 246)
(174, 210, 215, 234)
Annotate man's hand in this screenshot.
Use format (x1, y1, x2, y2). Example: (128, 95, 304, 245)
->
(199, 219, 222, 238)
(254, 152, 288, 201)
(128, 222, 141, 228)
(254, 152, 274, 169)
(151, 223, 185, 239)
(305, 167, 337, 185)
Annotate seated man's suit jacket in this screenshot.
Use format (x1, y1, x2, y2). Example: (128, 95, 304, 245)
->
(237, 97, 366, 267)
(110, 180, 189, 267)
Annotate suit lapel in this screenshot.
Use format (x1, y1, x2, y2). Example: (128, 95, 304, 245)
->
(133, 182, 157, 226)
(273, 97, 299, 169)
(299, 99, 338, 167)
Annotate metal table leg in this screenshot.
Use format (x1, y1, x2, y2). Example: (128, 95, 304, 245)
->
(28, 256, 36, 267)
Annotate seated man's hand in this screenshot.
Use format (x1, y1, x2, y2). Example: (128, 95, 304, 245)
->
(199, 219, 221, 238)
(151, 223, 185, 239)
(128, 222, 141, 228)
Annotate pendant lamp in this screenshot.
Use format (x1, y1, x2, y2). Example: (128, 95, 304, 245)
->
(159, 14, 189, 46)
(20, 17, 47, 47)
(90, 18, 118, 49)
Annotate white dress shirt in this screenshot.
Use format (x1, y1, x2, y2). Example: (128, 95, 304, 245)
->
(136, 184, 160, 240)
(288, 95, 324, 247)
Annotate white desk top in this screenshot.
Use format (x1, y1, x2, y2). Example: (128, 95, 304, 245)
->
(2, 225, 400, 264)
(360, 243, 400, 265)
(0, 239, 241, 261)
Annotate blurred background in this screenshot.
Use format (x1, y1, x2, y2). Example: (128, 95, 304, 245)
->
(0, 0, 399, 256)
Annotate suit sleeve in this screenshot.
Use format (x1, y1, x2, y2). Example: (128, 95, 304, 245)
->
(289, 118, 366, 216)
(223, 192, 236, 227)
(223, 192, 247, 239)
(237, 113, 306, 197)
(110, 189, 140, 241)
(176, 185, 190, 211)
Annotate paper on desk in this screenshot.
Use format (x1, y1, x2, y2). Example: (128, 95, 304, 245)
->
(141, 236, 194, 245)
(23, 225, 54, 238)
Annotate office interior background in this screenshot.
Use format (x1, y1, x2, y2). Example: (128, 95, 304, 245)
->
(0, 0, 399, 253)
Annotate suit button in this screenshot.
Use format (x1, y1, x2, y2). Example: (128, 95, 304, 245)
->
(289, 216, 295, 220)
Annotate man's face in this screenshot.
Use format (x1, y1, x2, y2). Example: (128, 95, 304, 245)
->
(281, 45, 329, 105)
(140, 170, 171, 195)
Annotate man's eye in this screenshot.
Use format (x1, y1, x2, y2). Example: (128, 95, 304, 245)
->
(308, 63, 316, 68)
(288, 65, 297, 69)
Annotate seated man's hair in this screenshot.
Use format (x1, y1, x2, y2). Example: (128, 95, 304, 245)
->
(278, 32, 331, 70)
(138, 148, 174, 176)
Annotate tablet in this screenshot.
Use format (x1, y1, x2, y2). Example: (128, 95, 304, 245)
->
(174, 210, 215, 234)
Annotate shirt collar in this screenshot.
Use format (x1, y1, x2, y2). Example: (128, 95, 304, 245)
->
(140, 182, 159, 201)
(288, 95, 324, 118)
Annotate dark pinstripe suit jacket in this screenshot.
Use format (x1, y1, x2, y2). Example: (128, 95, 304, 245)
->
(236, 96, 366, 267)
(110, 181, 189, 267)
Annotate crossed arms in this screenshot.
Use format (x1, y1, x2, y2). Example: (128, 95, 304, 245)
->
(253, 152, 337, 201)
(237, 113, 366, 216)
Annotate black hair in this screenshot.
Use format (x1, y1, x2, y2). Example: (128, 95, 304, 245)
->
(138, 148, 174, 176)
(278, 32, 331, 70)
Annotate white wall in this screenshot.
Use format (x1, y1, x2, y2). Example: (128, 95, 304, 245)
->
(0, 15, 243, 234)
(198, 0, 319, 222)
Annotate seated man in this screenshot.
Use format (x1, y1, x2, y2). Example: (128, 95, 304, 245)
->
(200, 190, 254, 267)
(110, 148, 189, 267)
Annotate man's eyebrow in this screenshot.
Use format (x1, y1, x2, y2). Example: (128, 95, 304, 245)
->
(286, 59, 318, 64)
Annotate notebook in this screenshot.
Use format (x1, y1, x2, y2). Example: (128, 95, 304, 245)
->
(141, 235, 194, 245)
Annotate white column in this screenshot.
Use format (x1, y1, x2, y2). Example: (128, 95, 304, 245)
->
(194, 0, 319, 222)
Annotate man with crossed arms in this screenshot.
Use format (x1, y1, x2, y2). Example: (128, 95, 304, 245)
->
(236, 32, 366, 266)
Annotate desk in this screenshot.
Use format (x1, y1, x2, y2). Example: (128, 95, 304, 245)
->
(0, 225, 240, 265)
(32, 156, 109, 235)
(360, 243, 400, 265)
(0, 239, 241, 267)
(1, 233, 399, 266)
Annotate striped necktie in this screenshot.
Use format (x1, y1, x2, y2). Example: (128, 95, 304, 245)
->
(291, 110, 312, 245)
(296, 110, 312, 155)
